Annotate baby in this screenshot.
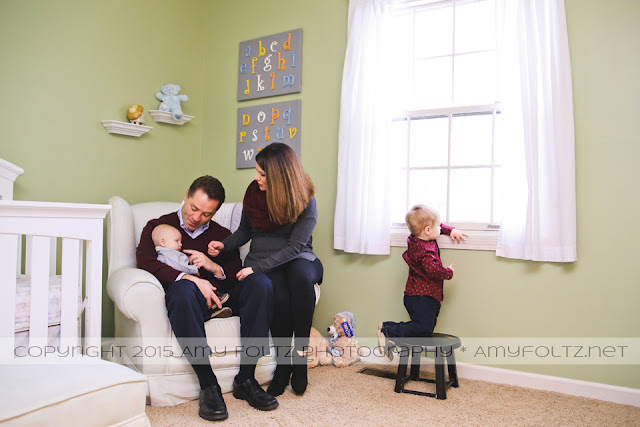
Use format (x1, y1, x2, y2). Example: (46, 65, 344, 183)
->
(152, 224, 230, 318)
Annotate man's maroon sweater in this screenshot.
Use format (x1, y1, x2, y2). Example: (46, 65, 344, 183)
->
(136, 212, 242, 293)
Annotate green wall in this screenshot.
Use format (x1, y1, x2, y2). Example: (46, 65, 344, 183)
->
(1, 0, 638, 389)
(1, 0, 209, 332)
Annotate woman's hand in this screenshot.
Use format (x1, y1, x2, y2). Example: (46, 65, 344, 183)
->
(184, 249, 222, 277)
(236, 267, 254, 281)
(183, 274, 222, 309)
(208, 240, 224, 257)
(449, 229, 468, 243)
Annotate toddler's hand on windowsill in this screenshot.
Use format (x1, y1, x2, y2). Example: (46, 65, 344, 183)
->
(449, 229, 468, 243)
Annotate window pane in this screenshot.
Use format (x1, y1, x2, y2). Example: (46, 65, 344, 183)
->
(390, 119, 409, 169)
(391, 169, 408, 224)
(415, 6, 453, 58)
(492, 166, 503, 224)
(389, 0, 502, 228)
(455, 0, 495, 54)
(408, 169, 448, 220)
(494, 111, 505, 165)
(453, 52, 496, 105)
(409, 117, 449, 167)
(449, 168, 491, 222)
(450, 114, 492, 166)
(414, 57, 452, 108)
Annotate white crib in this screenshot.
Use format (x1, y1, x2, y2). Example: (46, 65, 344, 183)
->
(0, 159, 150, 426)
(0, 200, 111, 358)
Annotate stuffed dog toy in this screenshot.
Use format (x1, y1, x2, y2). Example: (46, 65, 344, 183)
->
(327, 312, 360, 367)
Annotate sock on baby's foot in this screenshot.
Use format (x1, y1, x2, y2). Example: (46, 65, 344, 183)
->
(215, 292, 229, 305)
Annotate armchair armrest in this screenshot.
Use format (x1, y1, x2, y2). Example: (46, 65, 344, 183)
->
(107, 267, 165, 321)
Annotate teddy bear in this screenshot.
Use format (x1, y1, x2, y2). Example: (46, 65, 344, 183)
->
(156, 83, 188, 120)
(327, 311, 361, 367)
(306, 327, 333, 368)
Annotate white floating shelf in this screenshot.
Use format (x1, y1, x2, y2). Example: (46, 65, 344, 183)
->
(149, 110, 194, 125)
(101, 120, 152, 137)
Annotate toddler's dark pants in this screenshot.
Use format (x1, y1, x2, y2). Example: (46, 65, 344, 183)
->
(382, 295, 441, 338)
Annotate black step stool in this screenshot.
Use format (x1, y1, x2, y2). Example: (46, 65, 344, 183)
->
(360, 333, 461, 400)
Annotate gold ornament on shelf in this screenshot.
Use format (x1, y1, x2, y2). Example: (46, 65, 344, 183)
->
(127, 104, 146, 125)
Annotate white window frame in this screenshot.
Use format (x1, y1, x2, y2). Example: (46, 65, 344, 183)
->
(389, 0, 500, 251)
(391, 222, 499, 250)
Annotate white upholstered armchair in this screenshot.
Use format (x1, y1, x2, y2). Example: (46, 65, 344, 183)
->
(106, 196, 276, 407)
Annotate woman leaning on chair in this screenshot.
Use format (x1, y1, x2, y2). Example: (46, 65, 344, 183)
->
(208, 142, 323, 396)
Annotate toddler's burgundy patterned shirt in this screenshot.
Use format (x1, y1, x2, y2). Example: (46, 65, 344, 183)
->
(402, 224, 454, 301)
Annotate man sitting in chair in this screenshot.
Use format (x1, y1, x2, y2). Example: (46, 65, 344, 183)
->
(136, 176, 278, 421)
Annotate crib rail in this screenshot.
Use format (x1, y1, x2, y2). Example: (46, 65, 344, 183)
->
(0, 200, 110, 359)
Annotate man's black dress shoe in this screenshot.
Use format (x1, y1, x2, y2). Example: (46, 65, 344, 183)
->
(199, 384, 228, 421)
(232, 378, 279, 411)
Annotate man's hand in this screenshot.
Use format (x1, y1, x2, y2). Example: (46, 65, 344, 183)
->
(208, 241, 224, 257)
(183, 274, 222, 309)
(449, 229, 468, 243)
(236, 267, 254, 281)
(184, 249, 223, 277)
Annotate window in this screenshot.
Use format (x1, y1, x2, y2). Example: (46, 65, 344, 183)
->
(387, 0, 501, 250)
(336, 0, 575, 259)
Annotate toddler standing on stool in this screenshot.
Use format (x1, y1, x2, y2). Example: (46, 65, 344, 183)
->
(377, 204, 466, 361)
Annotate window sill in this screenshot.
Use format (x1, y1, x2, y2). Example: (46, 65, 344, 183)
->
(390, 223, 498, 251)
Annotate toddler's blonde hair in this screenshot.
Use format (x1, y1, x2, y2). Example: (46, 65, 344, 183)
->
(405, 204, 440, 236)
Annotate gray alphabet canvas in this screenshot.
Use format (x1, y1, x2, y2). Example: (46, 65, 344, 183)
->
(237, 29, 302, 101)
(236, 99, 301, 169)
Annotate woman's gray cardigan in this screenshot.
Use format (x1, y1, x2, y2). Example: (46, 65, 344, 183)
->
(220, 197, 317, 274)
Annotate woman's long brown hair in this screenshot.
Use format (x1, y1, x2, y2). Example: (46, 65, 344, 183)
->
(255, 143, 314, 225)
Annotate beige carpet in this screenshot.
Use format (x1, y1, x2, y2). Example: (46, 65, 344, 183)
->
(146, 363, 640, 426)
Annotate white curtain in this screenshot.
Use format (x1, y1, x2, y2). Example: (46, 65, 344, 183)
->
(496, 0, 577, 262)
(334, 0, 393, 255)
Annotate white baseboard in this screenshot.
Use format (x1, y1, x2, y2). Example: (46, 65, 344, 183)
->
(360, 355, 640, 407)
(456, 363, 640, 407)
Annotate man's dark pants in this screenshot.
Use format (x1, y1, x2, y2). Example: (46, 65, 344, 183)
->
(165, 278, 273, 388)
